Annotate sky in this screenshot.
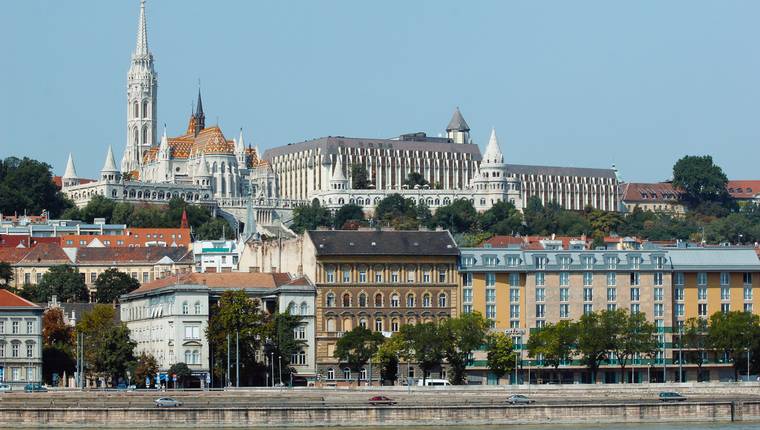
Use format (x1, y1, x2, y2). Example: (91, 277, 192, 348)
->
(2, 0, 760, 182)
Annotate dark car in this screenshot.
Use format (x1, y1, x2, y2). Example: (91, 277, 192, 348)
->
(154, 397, 182, 407)
(369, 396, 397, 406)
(24, 383, 48, 393)
(506, 394, 535, 405)
(659, 391, 686, 402)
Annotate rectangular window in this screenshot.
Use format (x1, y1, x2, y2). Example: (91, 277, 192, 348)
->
(535, 272, 545, 286)
(36, 273, 42, 284)
(535, 304, 545, 318)
(486, 272, 496, 287)
(607, 303, 617, 311)
(583, 303, 593, 315)
(583, 288, 593, 302)
(483, 256, 497, 266)
(721, 286, 730, 301)
(486, 304, 496, 320)
(463, 304, 473, 314)
(26, 321, 33, 334)
(582, 256, 594, 270)
(12, 321, 18, 334)
(142, 272, 149, 283)
(359, 270, 367, 283)
(343, 269, 351, 283)
(438, 269, 446, 283)
(697, 272, 707, 286)
(630, 303, 640, 314)
(326, 270, 335, 283)
(674, 272, 684, 286)
(559, 287, 569, 302)
(26, 344, 33, 358)
(24, 273, 31, 284)
(744, 286, 753, 301)
(698, 286, 707, 301)
(506, 256, 519, 267)
(559, 272, 569, 286)
(721, 303, 730, 313)
(583, 272, 593, 287)
(606, 256, 617, 270)
(674, 287, 684, 302)
(743, 272, 753, 285)
(509, 273, 520, 287)
(463, 273, 472, 287)
(720, 272, 730, 286)
(630, 256, 641, 270)
(676, 303, 684, 317)
(606, 287, 617, 302)
(463, 288, 473, 303)
(391, 271, 399, 283)
(509, 304, 520, 319)
(90, 272, 97, 283)
(654, 287, 663, 302)
(653, 272, 663, 286)
(606, 272, 616, 286)
(509, 288, 520, 303)
(12, 343, 19, 357)
(630, 272, 640, 286)
(630, 287, 640, 302)
(375, 272, 382, 283)
(461, 256, 475, 266)
(184, 326, 200, 339)
(406, 270, 415, 283)
(560, 304, 569, 318)
(423, 272, 431, 283)
(559, 256, 571, 270)
(486, 288, 496, 303)
(26, 367, 34, 381)
(698, 303, 708, 317)
(744, 303, 753, 313)
(534, 256, 547, 270)
(654, 303, 664, 317)
(535, 288, 545, 302)
(535, 320, 545, 329)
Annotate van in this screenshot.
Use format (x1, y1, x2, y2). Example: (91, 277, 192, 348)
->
(416, 379, 451, 386)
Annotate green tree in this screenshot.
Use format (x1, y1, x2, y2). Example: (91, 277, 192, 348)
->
(76, 305, 118, 382)
(672, 155, 733, 212)
(41, 307, 75, 385)
(587, 209, 623, 235)
(432, 199, 479, 233)
(610, 310, 658, 383)
(333, 204, 365, 229)
(479, 201, 523, 235)
(29, 265, 89, 303)
(79, 195, 116, 223)
(682, 317, 708, 381)
(263, 311, 307, 385)
(126, 204, 166, 227)
(374, 194, 418, 229)
(707, 310, 760, 380)
(0, 261, 13, 287)
(440, 313, 489, 384)
(415, 201, 433, 229)
(195, 218, 235, 240)
(0, 156, 72, 218)
(290, 200, 333, 234)
(401, 321, 444, 385)
(110, 202, 135, 225)
(206, 290, 268, 386)
(373, 334, 409, 385)
(94, 269, 140, 303)
(403, 172, 429, 188)
(77, 305, 136, 386)
(134, 353, 159, 388)
(334, 326, 385, 386)
(576, 311, 617, 383)
(526, 320, 577, 384)
(168, 362, 192, 388)
(486, 332, 514, 384)
(351, 164, 371, 189)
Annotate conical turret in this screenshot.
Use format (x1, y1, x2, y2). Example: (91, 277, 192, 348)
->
(482, 128, 504, 165)
(62, 153, 80, 189)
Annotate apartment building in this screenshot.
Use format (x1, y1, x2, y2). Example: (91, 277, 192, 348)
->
(0, 289, 43, 388)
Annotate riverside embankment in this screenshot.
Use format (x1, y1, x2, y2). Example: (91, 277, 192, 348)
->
(1, 383, 759, 427)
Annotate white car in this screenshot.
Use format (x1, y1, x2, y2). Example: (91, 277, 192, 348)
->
(416, 379, 451, 386)
(0, 383, 11, 392)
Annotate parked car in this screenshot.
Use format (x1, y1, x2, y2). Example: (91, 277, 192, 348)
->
(658, 391, 687, 402)
(506, 394, 535, 405)
(0, 383, 12, 392)
(24, 383, 47, 393)
(154, 397, 182, 407)
(416, 379, 451, 386)
(369, 396, 397, 406)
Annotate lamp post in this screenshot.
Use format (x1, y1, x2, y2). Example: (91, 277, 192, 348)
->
(270, 352, 275, 387)
(678, 326, 683, 383)
(278, 355, 282, 387)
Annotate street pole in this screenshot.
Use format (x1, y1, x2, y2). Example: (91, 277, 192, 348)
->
(226, 333, 230, 387)
(514, 352, 518, 385)
(748, 347, 751, 382)
(270, 352, 275, 387)
(662, 332, 666, 383)
(678, 327, 683, 383)
(278, 355, 282, 386)
(236, 330, 240, 388)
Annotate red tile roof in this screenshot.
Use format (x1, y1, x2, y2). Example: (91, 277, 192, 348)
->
(621, 182, 682, 203)
(0, 235, 60, 249)
(726, 180, 760, 199)
(131, 272, 295, 294)
(0, 247, 30, 264)
(0, 289, 40, 308)
(75, 246, 192, 265)
(18, 243, 72, 265)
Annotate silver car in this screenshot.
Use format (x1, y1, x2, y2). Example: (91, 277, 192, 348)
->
(0, 383, 11, 392)
(506, 394, 535, 405)
(154, 397, 183, 407)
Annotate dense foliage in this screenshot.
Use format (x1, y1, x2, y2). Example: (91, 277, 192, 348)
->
(76, 305, 136, 386)
(94, 269, 140, 304)
(20, 265, 89, 303)
(0, 157, 72, 218)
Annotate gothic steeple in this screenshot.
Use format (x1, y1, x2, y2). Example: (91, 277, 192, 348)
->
(122, 0, 158, 174)
(194, 88, 205, 136)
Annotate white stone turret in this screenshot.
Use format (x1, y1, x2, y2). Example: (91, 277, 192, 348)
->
(122, 0, 158, 174)
(101, 146, 120, 182)
(62, 153, 79, 188)
(471, 128, 521, 210)
(235, 128, 247, 170)
(194, 154, 211, 187)
(329, 153, 348, 190)
(158, 126, 170, 161)
(482, 128, 504, 165)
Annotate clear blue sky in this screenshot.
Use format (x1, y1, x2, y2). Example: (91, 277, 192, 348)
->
(2, 1, 759, 182)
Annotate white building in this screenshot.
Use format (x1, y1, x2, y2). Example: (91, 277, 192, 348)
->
(120, 272, 316, 387)
(0, 290, 43, 388)
(193, 240, 241, 273)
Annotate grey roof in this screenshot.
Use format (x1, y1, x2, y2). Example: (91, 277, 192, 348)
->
(446, 108, 470, 132)
(666, 248, 760, 271)
(505, 163, 618, 179)
(308, 230, 459, 256)
(264, 136, 482, 160)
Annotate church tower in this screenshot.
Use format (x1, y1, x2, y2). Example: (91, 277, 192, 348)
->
(121, 0, 158, 173)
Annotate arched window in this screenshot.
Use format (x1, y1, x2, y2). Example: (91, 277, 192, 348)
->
(326, 293, 335, 307)
(342, 293, 351, 307)
(300, 302, 308, 315)
(133, 127, 139, 146)
(343, 318, 352, 331)
(194, 301, 201, 315)
(343, 368, 351, 380)
(142, 100, 148, 118)
(422, 293, 431, 308)
(390, 294, 399, 308)
(358, 293, 367, 307)
(289, 302, 297, 315)
(406, 294, 415, 307)
(438, 293, 447, 308)
(182, 302, 189, 315)
(391, 318, 400, 332)
(374, 318, 383, 332)
(326, 318, 336, 332)
(184, 350, 191, 363)
(374, 293, 383, 307)
(133, 101, 138, 119)
(326, 368, 335, 380)
(359, 318, 367, 329)
(360, 368, 367, 381)
(192, 350, 200, 364)
(142, 126, 148, 145)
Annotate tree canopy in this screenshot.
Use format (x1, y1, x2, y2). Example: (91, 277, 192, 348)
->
(439, 312, 489, 384)
(290, 200, 333, 234)
(351, 164, 371, 189)
(21, 265, 89, 303)
(334, 326, 385, 385)
(672, 155, 732, 211)
(94, 269, 140, 303)
(0, 156, 72, 218)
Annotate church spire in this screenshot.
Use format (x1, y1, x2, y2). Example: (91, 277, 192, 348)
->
(194, 87, 205, 136)
(135, 0, 150, 57)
